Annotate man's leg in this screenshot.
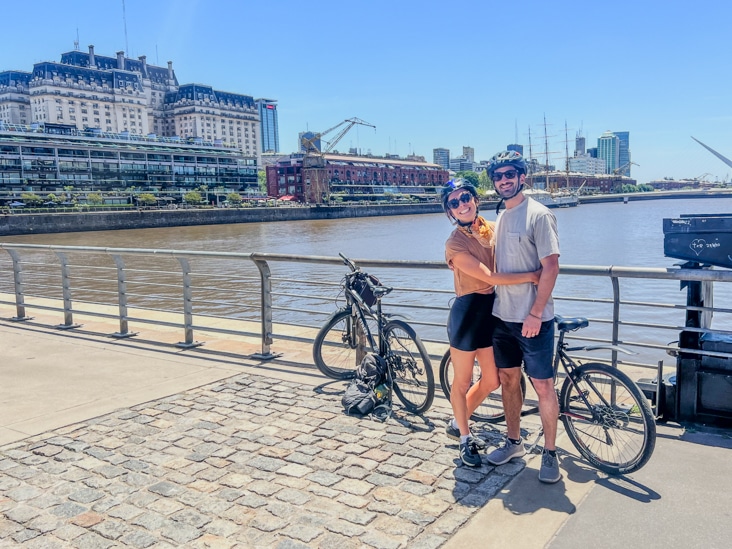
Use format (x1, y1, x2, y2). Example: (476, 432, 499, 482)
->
(485, 366, 526, 466)
(530, 377, 559, 451)
(499, 366, 524, 440)
(523, 321, 562, 483)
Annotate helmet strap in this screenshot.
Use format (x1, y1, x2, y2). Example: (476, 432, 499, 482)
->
(448, 210, 478, 230)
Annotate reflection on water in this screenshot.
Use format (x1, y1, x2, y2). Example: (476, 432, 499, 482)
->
(2, 198, 731, 364)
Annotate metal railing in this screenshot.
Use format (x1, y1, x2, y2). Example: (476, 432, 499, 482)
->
(1, 243, 731, 374)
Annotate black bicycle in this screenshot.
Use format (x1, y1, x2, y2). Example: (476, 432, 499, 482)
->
(439, 315, 656, 475)
(312, 253, 435, 414)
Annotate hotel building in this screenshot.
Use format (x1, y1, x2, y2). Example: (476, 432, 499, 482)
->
(0, 45, 264, 161)
(0, 46, 265, 197)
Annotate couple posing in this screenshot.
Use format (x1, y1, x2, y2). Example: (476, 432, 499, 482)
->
(442, 150, 561, 484)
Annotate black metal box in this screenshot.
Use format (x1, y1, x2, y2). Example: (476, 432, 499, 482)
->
(663, 214, 732, 269)
(697, 332, 732, 419)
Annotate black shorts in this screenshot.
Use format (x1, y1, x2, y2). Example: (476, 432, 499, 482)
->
(492, 317, 555, 379)
(447, 292, 496, 352)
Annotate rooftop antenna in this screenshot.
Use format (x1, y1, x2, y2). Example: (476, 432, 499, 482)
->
(122, 0, 129, 56)
(74, 28, 80, 51)
(514, 119, 518, 144)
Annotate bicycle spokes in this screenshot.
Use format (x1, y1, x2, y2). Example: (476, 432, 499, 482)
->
(560, 364, 655, 475)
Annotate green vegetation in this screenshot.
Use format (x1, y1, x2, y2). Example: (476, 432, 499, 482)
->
(456, 171, 480, 189)
(616, 184, 655, 193)
(258, 170, 267, 194)
(183, 190, 203, 205)
(20, 193, 44, 207)
(477, 170, 492, 192)
(86, 192, 104, 205)
(226, 192, 242, 206)
(137, 193, 158, 207)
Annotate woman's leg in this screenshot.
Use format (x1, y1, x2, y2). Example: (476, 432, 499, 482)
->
(449, 347, 478, 437)
(465, 346, 500, 418)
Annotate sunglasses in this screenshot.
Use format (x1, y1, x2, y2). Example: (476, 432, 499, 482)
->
(491, 169, 518, 182)
(447, 192, 473, 210)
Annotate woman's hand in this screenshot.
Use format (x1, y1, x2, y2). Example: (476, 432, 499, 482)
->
(531, 268, 542, 285)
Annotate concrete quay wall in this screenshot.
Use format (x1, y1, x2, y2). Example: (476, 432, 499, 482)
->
(0, 202, 443, 236)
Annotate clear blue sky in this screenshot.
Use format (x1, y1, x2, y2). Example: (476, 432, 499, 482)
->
(2, 0, 731, 184)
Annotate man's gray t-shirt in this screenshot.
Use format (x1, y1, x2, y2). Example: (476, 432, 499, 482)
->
(493, 197, 560, 323)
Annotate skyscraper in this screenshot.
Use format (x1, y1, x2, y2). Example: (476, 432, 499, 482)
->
(433, 148, 450, 170)
(256, 99, 279, 153)
(597, 131, 620, 174)
(613, 131, 630, 176)
(575, 134, 586, 157)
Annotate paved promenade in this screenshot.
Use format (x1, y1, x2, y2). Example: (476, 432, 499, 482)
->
(1, 310, 731, 548)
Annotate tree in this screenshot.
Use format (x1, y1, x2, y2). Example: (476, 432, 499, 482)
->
(258, 170, 267, 195)
(184, 191, 203, 205)
(477, 170, 492, 192)
(20, 192, 43, 206)
(227, 192, 242, 206)
(86, 192, 104, 205)
(456, 171, 480, 188)
(137, 193, 157, 207)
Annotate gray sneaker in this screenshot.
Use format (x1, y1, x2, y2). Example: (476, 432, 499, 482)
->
(486, 438, 526, 465)
(538, 450, 562, 484)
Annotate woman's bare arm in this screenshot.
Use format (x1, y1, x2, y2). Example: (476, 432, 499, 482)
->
(450, 252, 540, 285)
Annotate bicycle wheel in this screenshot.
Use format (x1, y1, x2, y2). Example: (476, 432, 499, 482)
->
(439, 350, 527, 423)
(312, 309, 376, 380)
(383, 319, 434, 414)
(560, 362, 656, 475)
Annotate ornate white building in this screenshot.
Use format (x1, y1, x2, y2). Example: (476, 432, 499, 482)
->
(0, 46, 261, 161)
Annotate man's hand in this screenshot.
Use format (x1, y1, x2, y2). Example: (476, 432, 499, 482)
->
(522, 314, 542, 338)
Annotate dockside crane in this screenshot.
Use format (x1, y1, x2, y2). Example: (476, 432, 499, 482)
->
(300, 117, 376, 155)
(301, 117, 376, 202)
(612, 161, 640, 176)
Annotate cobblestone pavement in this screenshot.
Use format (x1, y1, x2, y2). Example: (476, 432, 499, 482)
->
(0, 372, 534, 548)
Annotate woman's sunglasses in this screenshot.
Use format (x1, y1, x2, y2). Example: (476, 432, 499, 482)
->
(447, 192, 472, 210)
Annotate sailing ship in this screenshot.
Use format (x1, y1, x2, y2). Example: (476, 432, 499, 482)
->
(524, 117, 580, 208)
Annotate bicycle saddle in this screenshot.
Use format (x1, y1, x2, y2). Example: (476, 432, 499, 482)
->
(554, 315, 589, 332)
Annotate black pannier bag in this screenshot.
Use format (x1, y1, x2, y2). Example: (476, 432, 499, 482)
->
(351, 273, 381, 308)
(342, 353, 389, 417)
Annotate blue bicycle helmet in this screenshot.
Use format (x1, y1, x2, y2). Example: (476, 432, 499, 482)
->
(488, 150, 527, 210)
(440, 178, 478, 213)
(487, 150, 528, 178)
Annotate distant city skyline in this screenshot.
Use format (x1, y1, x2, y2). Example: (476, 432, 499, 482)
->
(1, 0, 731, 184)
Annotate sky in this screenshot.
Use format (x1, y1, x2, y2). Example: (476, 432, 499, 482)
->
(2, 0, 731, 184)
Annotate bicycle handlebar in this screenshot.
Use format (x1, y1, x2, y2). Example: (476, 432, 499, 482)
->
(338, 252, 358, 273)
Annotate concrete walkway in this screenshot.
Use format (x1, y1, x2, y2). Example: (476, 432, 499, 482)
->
(1, 310, 731, 548)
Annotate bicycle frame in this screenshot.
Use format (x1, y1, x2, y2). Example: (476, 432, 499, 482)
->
(524, 318, 638, 451)
(335, 253, 393, 355)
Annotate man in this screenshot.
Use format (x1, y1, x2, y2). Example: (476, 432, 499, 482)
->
(484, 150, 562, 484)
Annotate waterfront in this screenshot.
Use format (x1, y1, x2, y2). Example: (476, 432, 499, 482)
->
(1, 197, 731, 370)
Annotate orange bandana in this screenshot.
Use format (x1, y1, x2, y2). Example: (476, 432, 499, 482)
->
(458, 216, 493, 248)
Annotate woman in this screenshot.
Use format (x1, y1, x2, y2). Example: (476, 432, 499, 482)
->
(442, 179, 540, 467)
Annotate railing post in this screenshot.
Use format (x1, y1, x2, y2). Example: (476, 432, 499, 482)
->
(251, 258, 280, 360)
(53, 251, 81, 329)
(6, 249, 32, 321)
(110, 254, 137, 338)
(610, 275, 620, 368)
(175, 257, 202, 348)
